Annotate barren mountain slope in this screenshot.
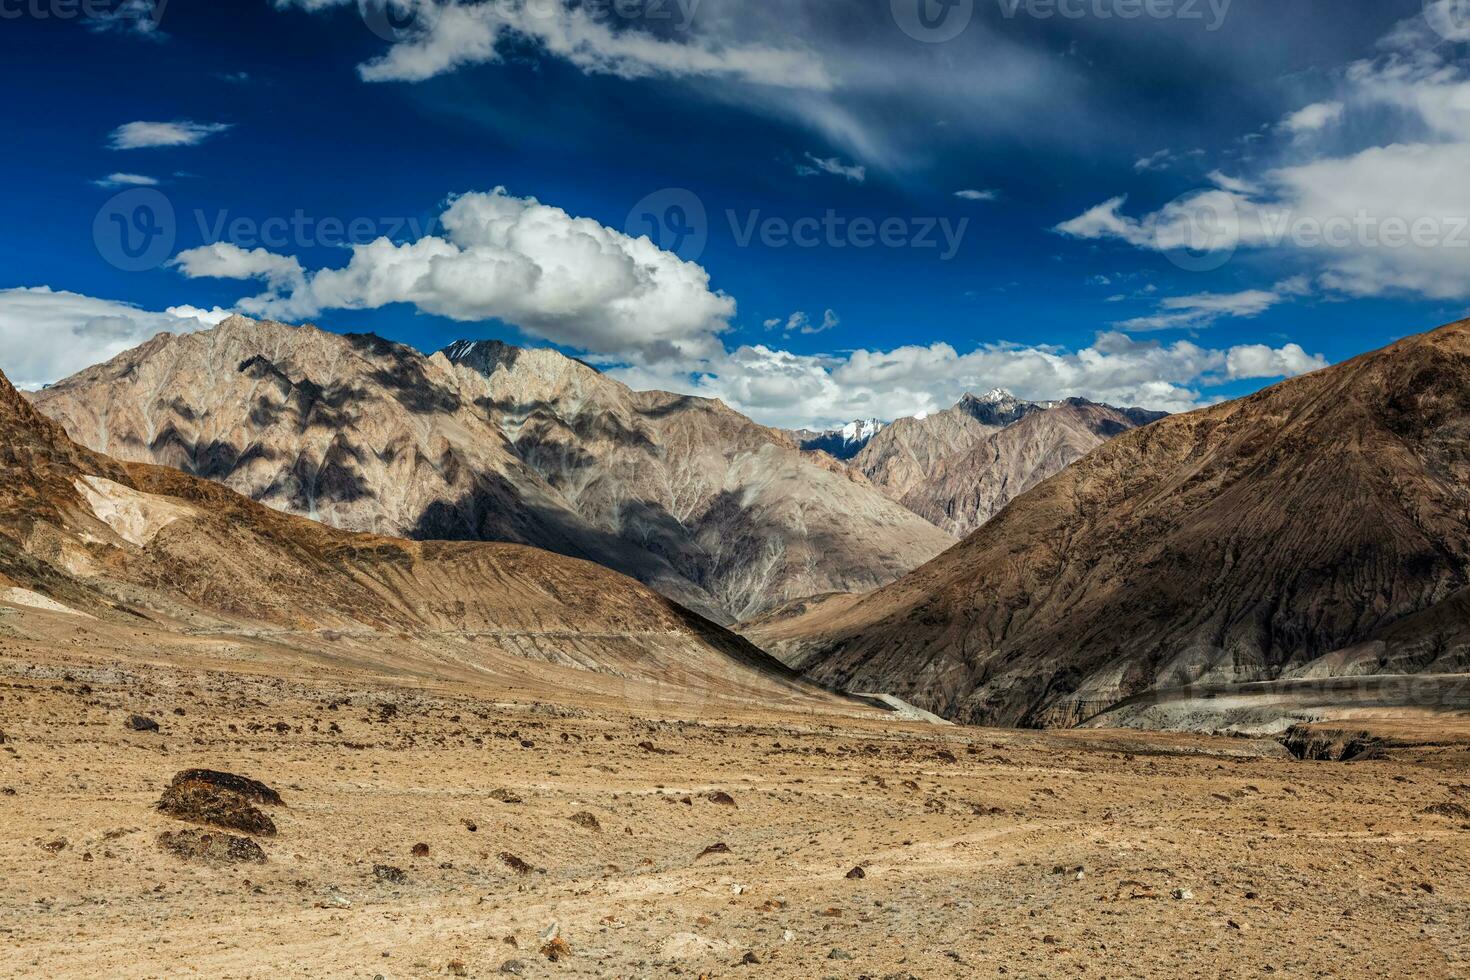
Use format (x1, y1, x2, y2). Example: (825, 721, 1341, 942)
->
(437, 340, 955, 621)
(769, 321, 1470, 727)
(28, 316, 726, 621)
(2, 362, 824, 701)
(900, 399, 1166, 538)
(851, 390, 1044, 499)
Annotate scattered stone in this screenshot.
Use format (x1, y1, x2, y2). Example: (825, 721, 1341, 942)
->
(739, 951, 760, 965)
(411, 842, 430, 858)
(697, 842, 732, 859)
(157, 829, 266, 865)
(461, 818, 478, 833)
(157, 776, 278, 837)
(569, 811, 602, 832)
(829, 949, 855, 961)
(706, 791, 737, 807)
(540, 938, 571, 962)
(126, 715, 160, 732)
(447, 959, 468, 976)
(490, 788, 523, 805)
(41, 838, 67, 853)
(499, 852, 534, 875)
(1173, 888, 1193, 900)
(373, 864, 407, 884)
(637, 741, 670, 754)
(498, 961, 525, 975)
(846, 866, 866, 879)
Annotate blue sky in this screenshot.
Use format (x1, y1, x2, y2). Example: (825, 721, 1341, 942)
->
(2, 0, 1469, 426)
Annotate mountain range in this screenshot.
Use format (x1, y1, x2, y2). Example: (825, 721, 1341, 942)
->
(28, 316, 956, 624)
(744, 320, 1470, 726)
(0, 360, 831, 711)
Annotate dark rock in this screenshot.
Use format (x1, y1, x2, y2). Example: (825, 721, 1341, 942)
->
(373, 864, 407, 884)
(846, 866, 866, 879)
(157, 828, 266, 864)
(499, 852, 535, 875)
(697, 842, 731, 859)
(706, 791, 737, 807)
(569, 811, 602, 832)
(126, 715, 160, 732)
(490, 788, 523, 804)
(411, 842, 430, 857)
(157, 778, 277, 837)
(166, 769, 283, 806)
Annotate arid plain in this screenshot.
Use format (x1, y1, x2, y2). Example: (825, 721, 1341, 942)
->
(3, 606, 1467, 979)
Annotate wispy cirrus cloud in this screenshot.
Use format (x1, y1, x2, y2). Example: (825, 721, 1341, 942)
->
(108, 120, 232, 150)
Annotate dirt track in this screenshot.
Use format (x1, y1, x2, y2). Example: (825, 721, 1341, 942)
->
(2, 628, 1469, 979)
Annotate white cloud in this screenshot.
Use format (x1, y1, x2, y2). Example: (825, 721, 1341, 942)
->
(0, 287, 218, 390)
(796, 153, 866, 182)
(609, 332, 1328, 428)
(92, 173, 159, 189)
(1226, 343, 1326, 380)
(1057, 17, 1470, 302)
(169, 242, 307, 294)
(1133, 149, 1176, 173)
(1115, 280, 1307, 333)
(108, 120, 233, 150)
(1281, 100, 1344, 134)
(274, 0, 829, 89)
(1207, 170, 1258, 195)
(765, 309, 839, 336)
(955, 188, 999, 201)
(170, 188, 736, 362)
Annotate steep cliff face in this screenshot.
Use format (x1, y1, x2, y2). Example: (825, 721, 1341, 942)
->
(758, 321, 1470, 727)
(438, 340, 956, 622)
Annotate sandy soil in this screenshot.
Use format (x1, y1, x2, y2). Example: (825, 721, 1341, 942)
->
(3, 624, 1469, 979)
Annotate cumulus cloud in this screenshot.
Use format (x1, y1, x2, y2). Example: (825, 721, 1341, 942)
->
(796, 153, 866, 182)
(169, 242, 307, 294)
(108, 120, 232, 149)
(170, 188, 736, 362)
(0, 287, 221, 390)
(609, 332, 1328, 428)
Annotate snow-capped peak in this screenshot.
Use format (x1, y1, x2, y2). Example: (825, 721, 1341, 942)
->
(975, 387, 1015, 403)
